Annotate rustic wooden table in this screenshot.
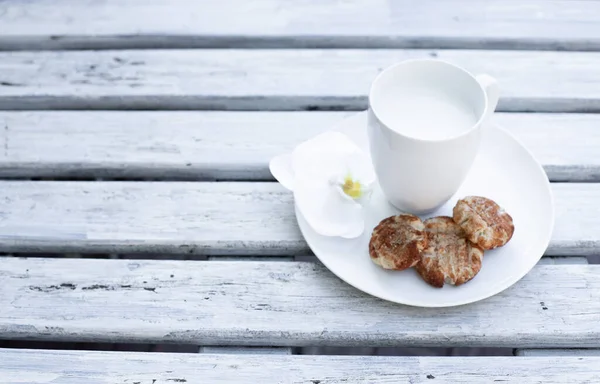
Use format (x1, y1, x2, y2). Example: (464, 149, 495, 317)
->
(1, 1, 600, 382)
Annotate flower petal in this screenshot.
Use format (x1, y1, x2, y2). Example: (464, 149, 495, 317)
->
(289, 131, 376, 238)
(343, 149, 377, 186)
(269, 153, 294, 191)
(292, 131, 362, 182)
(294, 178, 365, 238)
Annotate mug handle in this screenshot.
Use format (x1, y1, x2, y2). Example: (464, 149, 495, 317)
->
(475, 74, 500, 122)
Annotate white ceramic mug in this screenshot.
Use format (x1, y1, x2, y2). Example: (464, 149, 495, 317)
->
(367, 59, 500, 214)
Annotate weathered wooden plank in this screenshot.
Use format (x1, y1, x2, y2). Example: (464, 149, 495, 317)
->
(516, 349, 600, 357)
(1, 50, 600, 111)
(0, 111, 348, 180)
(2, 350, 600, 384)
(1, 112, 599, 182)
(0, 181, 593, 256)
(1, 258, 599, 347)
(1, 0, 599, 51)
(517, 251, 592, 359)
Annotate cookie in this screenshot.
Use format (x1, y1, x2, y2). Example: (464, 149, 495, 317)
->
(369, 214, 428, 270)
(453, 196, 514, 250)
(415, 216, 483, 288)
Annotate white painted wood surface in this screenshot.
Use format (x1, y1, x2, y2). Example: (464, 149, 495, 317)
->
(518, 255, 590, 358)
(2, 349, 600, 384)
(516, 349, 600, 357)
(0, 0, 599, 51)
(1, 258, 599, 347)
(0, 181, 594, 256)
(1, 111, 599, 181)
(1, 50, 600, 111)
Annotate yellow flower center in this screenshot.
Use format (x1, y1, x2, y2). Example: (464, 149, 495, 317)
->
(342, 175, 362, 199)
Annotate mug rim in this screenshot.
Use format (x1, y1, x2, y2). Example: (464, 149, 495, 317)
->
(368, 58, 491, 143)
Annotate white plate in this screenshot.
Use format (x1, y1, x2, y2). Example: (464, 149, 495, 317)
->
(296, 112, 554, 307)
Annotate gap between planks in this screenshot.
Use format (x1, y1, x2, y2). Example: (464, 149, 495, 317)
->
(516, 349, 600, 357)
(199, 346, 292, 355)
(3, 36, 600, 52)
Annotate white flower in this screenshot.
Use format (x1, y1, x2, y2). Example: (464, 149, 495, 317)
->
(269, 131, 376, 238)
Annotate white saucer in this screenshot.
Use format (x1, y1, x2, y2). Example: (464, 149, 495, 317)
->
(296, 112, 554, 307)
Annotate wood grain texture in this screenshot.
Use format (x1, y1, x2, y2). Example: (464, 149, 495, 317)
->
(2, 349, 600, 384)
(0, 0, 599, 50)
(1, 112, 599, 181)
(0, 181, 593, 256)
(1, 258, 599, 347)
(1, 49, 600, 111)
(516, 349, 600, 356)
